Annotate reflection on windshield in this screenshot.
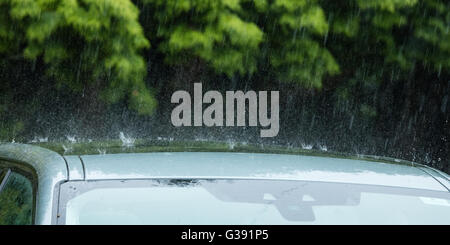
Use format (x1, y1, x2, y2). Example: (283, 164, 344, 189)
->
(59, 179, 450, 225)
(202, 180, 361, 221)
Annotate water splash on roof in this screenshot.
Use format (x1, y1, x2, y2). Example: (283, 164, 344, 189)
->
(119, 132, 135, 147)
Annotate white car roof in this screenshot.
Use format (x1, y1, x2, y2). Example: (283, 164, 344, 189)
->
(65, 152, 450, 192)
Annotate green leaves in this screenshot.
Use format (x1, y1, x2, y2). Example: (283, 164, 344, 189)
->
(266, 0, 338, 88)
(144, 0, 337, 88)
(146, 0, 264, 76)
(1, 0, 449, 118)
(356, 0, 450, 71)
(356, 0, 418, 12)
(270, 39, 339, 88)
(413, 0, 450, 71)
(1, 0, 154, 112)
(276, 3, 328, 35)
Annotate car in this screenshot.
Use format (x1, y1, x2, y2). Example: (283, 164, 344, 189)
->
(0, 142, 449, 225)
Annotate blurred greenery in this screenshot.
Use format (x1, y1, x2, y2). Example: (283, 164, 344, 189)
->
(0, 171, 33, 225)
(0, 0, 449, 171)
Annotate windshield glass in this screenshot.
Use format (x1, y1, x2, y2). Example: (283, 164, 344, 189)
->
(58, 179, 450, 225)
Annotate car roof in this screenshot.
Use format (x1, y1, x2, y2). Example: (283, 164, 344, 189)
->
(64, 151, 450, 192)
(3, 143, 449, 225)
(0, 143, 67, 225)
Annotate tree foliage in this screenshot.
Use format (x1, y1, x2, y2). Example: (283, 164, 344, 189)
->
(0, 0, 449, 151)
(142, 0, 264, 76)
(141, 0, 339, 88)
(0, 0, 154, 115)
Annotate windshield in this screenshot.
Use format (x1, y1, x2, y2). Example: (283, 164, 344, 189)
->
(58, 179, 450, 225)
